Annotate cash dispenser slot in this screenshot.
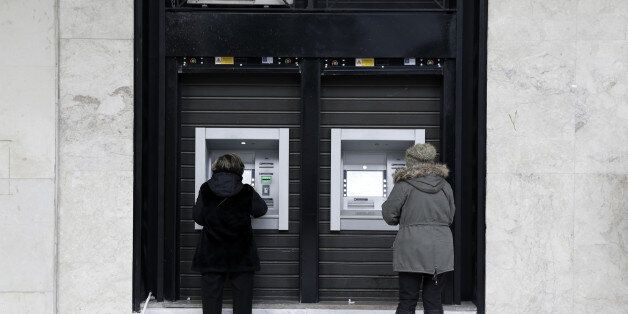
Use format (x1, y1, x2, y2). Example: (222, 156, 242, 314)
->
(347, 198, 375, 208)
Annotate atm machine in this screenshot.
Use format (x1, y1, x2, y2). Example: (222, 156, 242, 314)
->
(194, 128, 290, 230)
(330, 129, 425, 231)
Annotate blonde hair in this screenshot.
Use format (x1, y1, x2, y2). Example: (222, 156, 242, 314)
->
(211, 153, 245, 176)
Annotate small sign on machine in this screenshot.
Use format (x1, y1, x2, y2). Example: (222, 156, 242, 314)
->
(355, 58, 375, 67)
(404, 58, 417, 66)
(215, 56, 235, 65)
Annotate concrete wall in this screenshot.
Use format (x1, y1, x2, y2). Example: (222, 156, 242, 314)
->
(57, 0, 134, 313)
(0, 0, 133, 313)
(0, 0, 58, 313)
(486, 1, 628, 313)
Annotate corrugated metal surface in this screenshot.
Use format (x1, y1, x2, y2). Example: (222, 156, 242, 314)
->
(178, 73, 301, 301)
(318, 75, 442, 301)
(316, 0, 445, 9)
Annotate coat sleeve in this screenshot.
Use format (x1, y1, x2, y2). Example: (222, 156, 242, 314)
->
(442, 182, 456, 224)
(382, 182, 409, 226)
(192, 191, 205, 226)
(250, 188, 268, 218)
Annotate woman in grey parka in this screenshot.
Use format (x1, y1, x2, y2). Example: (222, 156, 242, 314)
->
(382, 143, 455, 314)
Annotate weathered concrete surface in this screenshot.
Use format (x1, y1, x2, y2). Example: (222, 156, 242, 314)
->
(486, 1, 628, 313)
(57, 0, 134, 312)
(0, 0, 57, 313)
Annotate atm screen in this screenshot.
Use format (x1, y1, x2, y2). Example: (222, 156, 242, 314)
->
(243, 169, 254, 186)
(345, 171, 384, 197)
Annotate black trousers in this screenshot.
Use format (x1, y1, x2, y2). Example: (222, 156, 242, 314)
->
(396, 272, 448, 314)
(201, 272, 254, 314)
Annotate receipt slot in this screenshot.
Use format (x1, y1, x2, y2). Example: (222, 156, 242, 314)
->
(195, 128, 290, 230)
(330, 129, 425, 231)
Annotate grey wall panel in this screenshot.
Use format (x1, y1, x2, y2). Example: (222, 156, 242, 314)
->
(177, 73, 301, 301)
(319, 263, 394, 276)
(179, 221, 301, 234)
(319, 74, 442, 301)
(180, 248, 300, 262)
(319, 277, 398, 290)
(180, 261, 300, 276)
(319, 290, 397, 300)
(179, 289, 300, 301)
(179, 208, 301, 222)
(321, 99, 441, 112)
(181, 275, 299, 289)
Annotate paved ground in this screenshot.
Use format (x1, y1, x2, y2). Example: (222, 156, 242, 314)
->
(141, 301, 477, 313)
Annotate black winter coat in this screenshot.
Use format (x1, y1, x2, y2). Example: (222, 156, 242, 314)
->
(192, 172, 268, 273)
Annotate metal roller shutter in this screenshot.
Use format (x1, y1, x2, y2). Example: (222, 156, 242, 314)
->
(319, 74, 442, 301)
(177, 73, 301, 301)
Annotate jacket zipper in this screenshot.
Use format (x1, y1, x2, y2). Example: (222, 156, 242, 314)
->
(433, 266, 439, 286)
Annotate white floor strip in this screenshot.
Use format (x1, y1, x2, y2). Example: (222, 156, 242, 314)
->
(141, 301, 477, 314)
(146, 310, 474, 314)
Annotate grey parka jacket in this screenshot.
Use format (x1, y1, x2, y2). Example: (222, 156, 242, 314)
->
(382, 163, 455, 275)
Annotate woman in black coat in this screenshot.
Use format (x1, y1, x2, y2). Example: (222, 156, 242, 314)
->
(192, 153, 268, 314)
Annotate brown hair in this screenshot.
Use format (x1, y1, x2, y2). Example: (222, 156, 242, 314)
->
(211, 153, 245, 176)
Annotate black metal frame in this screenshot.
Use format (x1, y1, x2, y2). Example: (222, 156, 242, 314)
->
(453, 0, 465, 302)
(476, 0, 487, 312)
(299, 59, 321, 302)
(440, 60, 459, 303)
(133, 0, 487, 311)
(132, 0, 166, 309)
(132, 0, 144, 310)
(156, 0, 166, 300)
(171, 0, 454, 11)
(163, 58, 180, 300)
(165, 11, 456, 58)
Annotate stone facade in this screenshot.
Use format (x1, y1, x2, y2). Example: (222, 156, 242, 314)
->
(57, 0, 134, 312)
(0, 0, 58, 313)
(486, 1, 628, 313)
(0, 0, 134, 313)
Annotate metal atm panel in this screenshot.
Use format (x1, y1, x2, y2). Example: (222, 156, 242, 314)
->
(195, 128, 290, 230)
(330, 128, 425, 231)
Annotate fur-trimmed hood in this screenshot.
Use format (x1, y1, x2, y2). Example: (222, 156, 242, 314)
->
(393, 162, 449, 183)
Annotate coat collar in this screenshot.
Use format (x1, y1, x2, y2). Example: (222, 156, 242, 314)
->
(393, 162, 449, 183)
